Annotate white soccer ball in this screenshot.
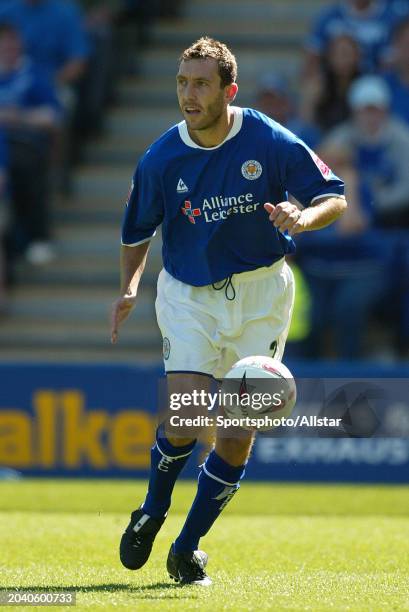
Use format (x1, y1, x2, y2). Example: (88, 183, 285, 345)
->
(220, 356, 297, 432)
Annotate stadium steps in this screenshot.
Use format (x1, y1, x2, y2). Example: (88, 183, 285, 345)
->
(184, 0, 326, 21)
(0, 0, 323, 362)
(14, 224, 162, 287)
(138, 47, 302, 80)
(0, 318, 161, 349)
(5, 286, 155, 321)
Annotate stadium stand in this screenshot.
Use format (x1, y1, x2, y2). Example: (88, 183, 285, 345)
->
(0, 0, 407, 363)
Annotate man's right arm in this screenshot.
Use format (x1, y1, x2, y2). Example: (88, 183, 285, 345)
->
(110, 241, 151, 344)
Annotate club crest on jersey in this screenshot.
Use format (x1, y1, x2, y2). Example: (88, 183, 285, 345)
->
(241, 160, 262, 180)
(181, 200, 201, 224)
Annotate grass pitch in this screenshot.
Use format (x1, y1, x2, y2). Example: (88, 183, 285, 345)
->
(1, 480, 409, 611)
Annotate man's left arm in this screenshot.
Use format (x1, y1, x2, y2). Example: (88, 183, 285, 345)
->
(264, 195, 347, 236)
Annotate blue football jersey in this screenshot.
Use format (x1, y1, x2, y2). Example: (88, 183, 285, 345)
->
(121, 107, 344, 286)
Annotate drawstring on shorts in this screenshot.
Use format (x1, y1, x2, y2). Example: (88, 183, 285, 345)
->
(211, 274, 236, 301)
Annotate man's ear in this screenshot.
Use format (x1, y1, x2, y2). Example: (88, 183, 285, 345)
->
(226, 82, 238, 103)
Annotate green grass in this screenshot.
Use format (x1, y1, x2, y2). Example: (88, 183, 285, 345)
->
(1, 480, 409, 611)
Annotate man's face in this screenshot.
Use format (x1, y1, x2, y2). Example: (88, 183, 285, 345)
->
(355, 105, 387, 135)
(176, 58, 231, 131)
(0, 31, 22, 67)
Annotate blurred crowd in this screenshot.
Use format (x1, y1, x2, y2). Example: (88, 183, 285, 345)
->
(0, 0, 181, 311)
(255, 0, 409, 361)
(0, 0, 407, 363)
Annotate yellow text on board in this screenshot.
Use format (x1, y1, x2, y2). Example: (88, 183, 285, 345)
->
(0, 390, 156, 469)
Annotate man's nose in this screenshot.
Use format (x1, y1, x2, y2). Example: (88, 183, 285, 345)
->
(184, 82, 196, 99)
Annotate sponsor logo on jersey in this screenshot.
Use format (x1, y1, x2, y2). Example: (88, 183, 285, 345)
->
(241, 159, 262, 180)
(177, 178, 189, 193)
(180, 192, 261, 224)
(309, 150, 332, 181)
(181, 200, 201, 224)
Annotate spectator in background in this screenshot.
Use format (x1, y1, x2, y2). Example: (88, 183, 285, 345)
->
(70, 2, 115, 147)
(304, 75, 409, 359)
(0, 23, 61, 264)
(0, 129, 8, 310)
(116, 0, 161, 46)
(255, 73, 321, 149)
(305, 0, 409, 75)
(302, 34, 362, 133)
(383, 18, 409, 126)
(0, 0, 90, 192)
(295, 136, 386, 359)
(0, 0, 89, 88)
(322, 75, 409, 228)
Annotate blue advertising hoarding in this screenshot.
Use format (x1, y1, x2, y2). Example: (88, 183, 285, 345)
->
(0, 362, 408, 482)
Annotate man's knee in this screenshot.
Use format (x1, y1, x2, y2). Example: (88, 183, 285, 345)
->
(215, 434, 254, 467)
(166, 435, 196, 447)
(163, 372, 212, 447)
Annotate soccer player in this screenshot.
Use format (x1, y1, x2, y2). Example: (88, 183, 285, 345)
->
(111, 37, 347, 586)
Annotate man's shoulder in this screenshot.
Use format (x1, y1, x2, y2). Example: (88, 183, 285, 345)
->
(243, 107, 294, 140)
(138, 123, 183, 171)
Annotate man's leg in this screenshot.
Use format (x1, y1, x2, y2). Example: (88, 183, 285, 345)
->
(142, 372, 212, 518)
(120, 373, 211, 570)
(167, 428, 254, 585)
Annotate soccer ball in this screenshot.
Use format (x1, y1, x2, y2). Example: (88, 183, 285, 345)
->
(220, 356, 297, 432)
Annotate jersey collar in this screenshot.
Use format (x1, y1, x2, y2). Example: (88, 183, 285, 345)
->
(178, 106, 243, 150)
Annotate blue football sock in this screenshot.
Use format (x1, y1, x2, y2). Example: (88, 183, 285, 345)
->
(173, 450, 245, 553)
(142, 425, 196, 520)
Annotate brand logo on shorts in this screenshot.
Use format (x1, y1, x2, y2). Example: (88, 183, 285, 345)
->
(241, 160, 262, 180)
(163, 337, 171, 360)
(181, 200, 201, 224)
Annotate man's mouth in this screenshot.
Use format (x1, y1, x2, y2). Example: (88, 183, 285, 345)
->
(184, 106, 202, 116)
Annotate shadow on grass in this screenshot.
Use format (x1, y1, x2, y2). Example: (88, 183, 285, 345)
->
(0, 582, 198, 600)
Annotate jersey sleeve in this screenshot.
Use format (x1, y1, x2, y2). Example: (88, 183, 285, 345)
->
(121, 153, 164, 246)
(280, 134, 345, 207)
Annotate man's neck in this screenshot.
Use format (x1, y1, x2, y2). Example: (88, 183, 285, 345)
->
(187, 106, 234, 148)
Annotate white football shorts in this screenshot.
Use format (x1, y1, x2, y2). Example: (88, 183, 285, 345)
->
(155, 257, 295, 378)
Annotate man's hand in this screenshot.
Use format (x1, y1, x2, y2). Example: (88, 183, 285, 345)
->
(264, 202, 304, 236)
(110, 295, 137, 344)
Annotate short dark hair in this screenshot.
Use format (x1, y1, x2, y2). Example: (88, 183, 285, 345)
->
(179, 37, 237, 87)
